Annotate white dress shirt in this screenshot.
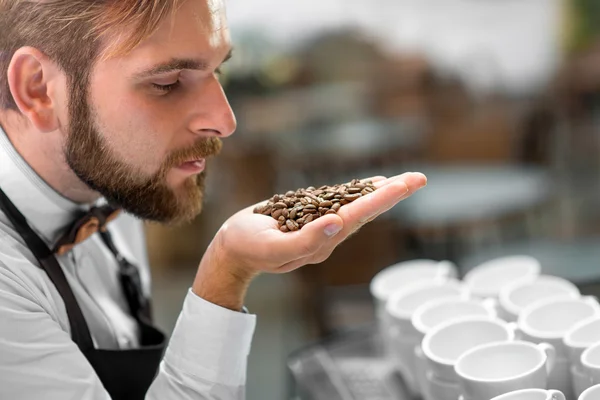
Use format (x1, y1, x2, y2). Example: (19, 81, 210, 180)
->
(0, 127, 256, 399)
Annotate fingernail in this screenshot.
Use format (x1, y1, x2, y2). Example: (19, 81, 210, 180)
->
(324, 224, 342, 237)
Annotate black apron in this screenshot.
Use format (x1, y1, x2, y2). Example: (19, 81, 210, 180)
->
(0, 187, 166, 400)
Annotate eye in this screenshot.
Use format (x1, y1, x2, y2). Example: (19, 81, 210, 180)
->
(151, 81, 180, 93)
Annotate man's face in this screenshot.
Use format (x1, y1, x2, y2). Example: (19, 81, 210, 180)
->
(65, 0, 235, 224)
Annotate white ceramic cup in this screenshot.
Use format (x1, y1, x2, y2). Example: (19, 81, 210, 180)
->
(517, 296, 600, 359)
(489, 388, 565, 400)
(370, 259, 457, 319)
(422, 316, 517, 383)
(412, 297, 497, 339)
(564, 316, 600, 368)
(386, 279, 465, 394)
(579, 384, 600, 400)
(411, 297, 497, 397)
(463, 255, 541, 299)
(426, 369, 461, 400)
(580, 342, 600, 386)
(571, 364, 591, 398)
(455, 341, 556, 400)
(499, 275, 580, 322)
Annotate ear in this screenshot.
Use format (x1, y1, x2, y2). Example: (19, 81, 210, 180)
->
(7, 47, 64, 132)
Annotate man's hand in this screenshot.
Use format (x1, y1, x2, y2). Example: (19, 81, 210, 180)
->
(192, 172, 427, 310)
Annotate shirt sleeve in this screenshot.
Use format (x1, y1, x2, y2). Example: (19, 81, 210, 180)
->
(146, 289, 257, 399)
(0, 267, 257, 400)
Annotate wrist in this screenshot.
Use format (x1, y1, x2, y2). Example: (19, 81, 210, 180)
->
(192, 235, 257, 311)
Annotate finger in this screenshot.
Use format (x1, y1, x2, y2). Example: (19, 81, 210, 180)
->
(373, 172, 427, 189)
(361, 175, 386, 184)
(338, 172, 427, 228)
(261, 213, 344, 264)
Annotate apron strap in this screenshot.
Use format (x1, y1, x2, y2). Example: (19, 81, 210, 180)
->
(0, 188, 95, 351)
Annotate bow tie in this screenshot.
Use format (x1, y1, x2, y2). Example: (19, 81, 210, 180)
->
(53, 205, 122, 256)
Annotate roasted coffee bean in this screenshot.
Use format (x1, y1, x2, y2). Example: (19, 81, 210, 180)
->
(354, 183, 366, 190)
(272, 209, 284, 219)
(347, 187, 362, 194)
(280, 225, 289, 233)
(319, 200, 333, 208)
(304, 214, 314, 223)
(289, 208, 297, 220)
(300, 198, 309, 205)
(307, 186, 316, 191)
(304, 204, 316, 210)
(343, 193, 362, 202)
(278, 216, 286, 223)
(322, 193, 335, 200)
(286, 190, 295, 197)
(325, 209, 337, 215)
(274, 202, 287, 209)
(332, 203, 341, 212)
(285, 219, 295, 231)
(340, 199, 350, 205)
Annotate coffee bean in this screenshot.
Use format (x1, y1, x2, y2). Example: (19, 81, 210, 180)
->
(286, 190, 295, 197)
(354, 183, 366, 190)
(322, 193, 335, 200)
(304, 214, 314, 223)
(278, 216, 286, 223)
(289, 208, 297, 220)
(286, 219, 295, 231)
(280, 225, 289, 233)
(274, 202, 287, 209)
(340, 199, 350, 205)
(332, 203, 341, 212)
(343, 193, 362, 202)
(319, 200, 333, 208)
(307, 186, 316, 191)
(347, 187, 362, 194)
(272, 209, 284, 219)
(325, 209, 337, 215)
(304, 204, 316, 210)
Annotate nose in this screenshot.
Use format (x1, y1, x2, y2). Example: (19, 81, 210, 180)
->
(188, 76, 237, 138)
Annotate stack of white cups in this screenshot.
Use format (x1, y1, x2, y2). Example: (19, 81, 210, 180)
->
(370, 254, 600, 400)
(369, 259, 458, 395)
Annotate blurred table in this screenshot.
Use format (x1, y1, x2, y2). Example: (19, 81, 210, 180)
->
(459, 237, 600, 287)
(383, 164, 553, 263)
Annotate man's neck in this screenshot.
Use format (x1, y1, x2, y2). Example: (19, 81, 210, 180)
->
(1, 111, 101, 204)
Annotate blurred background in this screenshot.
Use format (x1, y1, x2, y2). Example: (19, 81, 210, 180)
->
(144, 1, 600, 398)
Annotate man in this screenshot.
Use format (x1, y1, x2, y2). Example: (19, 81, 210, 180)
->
(0, 0, 426, 399)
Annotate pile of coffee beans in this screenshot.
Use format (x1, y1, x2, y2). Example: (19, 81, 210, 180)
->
(253, 179, 377, 232)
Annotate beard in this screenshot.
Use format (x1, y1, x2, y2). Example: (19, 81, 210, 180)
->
(63, 81, 222, 225)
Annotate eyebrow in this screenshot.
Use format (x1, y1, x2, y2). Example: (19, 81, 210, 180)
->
(133, 49, 233, 79)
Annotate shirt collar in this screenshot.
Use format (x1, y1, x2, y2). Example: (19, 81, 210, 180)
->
(0, 126, 94, 246)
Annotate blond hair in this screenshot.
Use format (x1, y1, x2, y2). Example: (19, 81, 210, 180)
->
(0, 0, 181, 109)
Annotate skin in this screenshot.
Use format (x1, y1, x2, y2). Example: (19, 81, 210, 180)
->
(0, 0, 427, 311)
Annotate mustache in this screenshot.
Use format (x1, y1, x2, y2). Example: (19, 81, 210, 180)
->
(163, 137, 223, 170)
